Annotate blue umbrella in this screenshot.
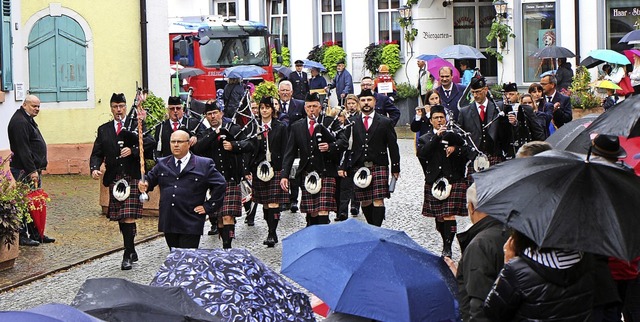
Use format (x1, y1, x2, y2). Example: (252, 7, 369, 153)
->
(152, 248, 314, 322)
(587, 49, 631, 66)
(302, 59, 326, 72)
(0, 312, 63, 322)
(438, 44, 486, 60)
(223, 65, 267, 78)
(281, 219, 459, 322)
(274, 65, 293, 77)
(26, 303, 103, 322)
(416, 54, 438, 61)
(619, 29, 640, 45)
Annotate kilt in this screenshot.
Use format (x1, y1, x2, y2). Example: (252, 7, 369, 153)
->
(422, 180, 468, 218)
(300, 176, 336, 213)
(252, 172, 289, 205)
(107, 175, 143, 221)
(354, 166, 390, 202)
(465, 154, 504, 184)
(214, 182, 243, 217)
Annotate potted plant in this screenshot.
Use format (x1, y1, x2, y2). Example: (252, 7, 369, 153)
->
(253, 81, 279, 102)
(568, 66, 602, 116)
(395, 82, 419, 125)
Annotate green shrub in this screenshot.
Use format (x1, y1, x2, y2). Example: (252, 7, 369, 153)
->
(271, 46, 291, 67)
(569, 66, 601, 109)
(364, 43, 384, 75)
(381, 44, 401, 75)
(322, 45, 347, 79)
(396, 82, 419, 100)
(142, 91, 167, 131)
(253, 81, 279, 102)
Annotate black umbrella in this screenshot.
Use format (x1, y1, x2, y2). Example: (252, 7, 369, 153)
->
(531, 45, 575, 59)
(473, 150, 640, 260)
(71, 278, 219, 322)
(274, 65, 293, 77)
(579, 56, 605, 69)
(585, 95, 640, 138)
(546, 114, 599, 153)
(178, 67, 205, 80)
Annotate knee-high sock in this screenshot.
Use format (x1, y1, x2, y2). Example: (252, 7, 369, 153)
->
(442, 220, 457, 256)
(371, 206, 386, 227)
(120, 222, 136, 257)
(221, 224, 235, 249)
(362, 205, 374, 225)
(316, 215, 330, 225)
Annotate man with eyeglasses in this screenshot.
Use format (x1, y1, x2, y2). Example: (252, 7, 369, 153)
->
(192, 101, 254, 248)
(436, 66, 466, 120)
(540, 74, 572, 128)
(90, 93, 156, 270)
(153, 96, 199, 158)
(139, 130, 226, 250)
(360, 76, 401, 126)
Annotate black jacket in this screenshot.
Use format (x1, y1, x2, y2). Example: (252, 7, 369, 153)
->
(222, 83, 246, 119)
(374, 92, 401, 126)
(483, 253, 594, 321)
(8, 108, 47, 175)
(153, 117, 200, 158)
(456, 216, 508, 322)
(347, 113, 400, 173)
(458, 100, 512, 159)
(417, 129, 471, 185)
(249, 119, 288, 171)
(289, 71, 310, 100)
(280, 98, 307, 128)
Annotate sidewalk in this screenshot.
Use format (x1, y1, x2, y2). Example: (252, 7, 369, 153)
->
(0, 175, 162, 292)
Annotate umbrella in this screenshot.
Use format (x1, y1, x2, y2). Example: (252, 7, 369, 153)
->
(273, 65, 293, 77)
(620, 137, 640, 176)
(26, 303, 103, 322)
(438, 44, 486, 60)
(151, 248, 314, 322)
(71, 278, 219, 322)
(27, 189, 48, 237)
(223, 65, 267, 78)
(623, 49, 640, 65)
(546, 114, 599, 152)
(532, 45, 575, 58)
(302, 59, 326, 72)
(579, 56, 605, 69)
(178, 67, 205, 80)
(281, 219, 459, 322)
(427, 57, 461, 84)
(619, 29, 640, 45)
(585, 95, 640, 138)
(586, 49, 631, 66)
(416, 54, 438, 61)
(0, 312, 63, 322)
(595, 80, 622, 90)
(473, 150, 640, 260)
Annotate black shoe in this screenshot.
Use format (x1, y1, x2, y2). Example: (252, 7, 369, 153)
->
(121, 257, 132, 270)
(40, 235, 55, 243)
(290, 205, 299, 213)
(335, 214, 348, 222)
(265, 233, 276, 248)
(19, 236, 40, 246)
(130, 252, 138, 262)
(208, 226, 219, 235)
(350, 207, 359, 217)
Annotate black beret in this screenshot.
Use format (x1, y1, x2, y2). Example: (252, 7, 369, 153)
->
(110, 93, 126, 103)
(430, 105, 446, 118)
(502, 82, 518, 93)
(205, 101, 221, 112)
(336, 59, 346, 65)
(167, 96, 182, 105)
(358, 89, 375, 98)
(294, 60, 304, 66)
(259, 96, 274, 107)
(305, 92, 321, 102)
(470, 76, 487, 90)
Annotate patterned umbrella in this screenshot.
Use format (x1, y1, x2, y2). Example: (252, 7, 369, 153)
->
(151, 248, 314, 322)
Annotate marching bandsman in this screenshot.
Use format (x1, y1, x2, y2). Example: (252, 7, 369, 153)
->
(248, 97, 289, 247)
(192, 101, 254, 248)
(417, 105, 472, 258)
(153, 96, 200, 158)
(90, 93, 156, 270)
(281, 92, 347, 226)
(502, 82, 545, 157)
(347, 89, 400, 227)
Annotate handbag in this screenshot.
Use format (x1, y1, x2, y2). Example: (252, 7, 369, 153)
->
(616, 75, 634, 96)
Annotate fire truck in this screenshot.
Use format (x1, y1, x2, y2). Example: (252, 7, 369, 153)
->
(170, 16, 282, 101)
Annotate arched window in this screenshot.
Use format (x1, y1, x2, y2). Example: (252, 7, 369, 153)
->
(28, 15, 88, 102)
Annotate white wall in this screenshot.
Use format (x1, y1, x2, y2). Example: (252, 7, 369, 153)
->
(147, 0, 171, 98)
(168, 0, 210, 18)
(288, 0, 314, 64)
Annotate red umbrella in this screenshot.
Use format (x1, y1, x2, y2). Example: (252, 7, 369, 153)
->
(620, 136, 640, 176)
(27, 189, 49, 237)
(623, 49, 640, 66)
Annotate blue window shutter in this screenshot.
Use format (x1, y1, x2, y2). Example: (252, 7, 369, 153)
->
(28, 16, 57, 102)
(0, 0, 12, 91)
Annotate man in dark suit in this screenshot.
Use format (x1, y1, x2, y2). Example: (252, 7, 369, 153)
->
(360, 76, 401, 126)
(346, 89, 400, 227)
(139, 130, 226, 250)
(90, 93, 156, 270)
(280, 93, 347, 225)
(192, 101, 254, 248)
(278, 80, 306, 212)
(540, 74, 572, 128)
(289, 60, 310, 100)
(8, 94, 53, 246)
(436, 66, 466, 120)
(153, 96, 199, 158)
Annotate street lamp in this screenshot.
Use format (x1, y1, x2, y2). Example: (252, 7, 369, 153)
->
(398, 5, 412, 22)
(493, 0, 508, 19)
(442, 0, 453, 7)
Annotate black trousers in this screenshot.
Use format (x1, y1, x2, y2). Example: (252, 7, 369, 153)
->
(164, 233, 201, 249)
(338, 173, 358, 215)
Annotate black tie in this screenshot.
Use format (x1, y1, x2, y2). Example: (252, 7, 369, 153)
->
(282, 102, 287, 114)
(445, 90, 451, 98)
(299, 72, 302, 78)
(176, 160, 182, 172)
(547, 96, 553, 103)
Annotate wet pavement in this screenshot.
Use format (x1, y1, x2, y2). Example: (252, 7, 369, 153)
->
(0, 139, 470, 315)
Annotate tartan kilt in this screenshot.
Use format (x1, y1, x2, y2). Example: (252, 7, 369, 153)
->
(466, 154, 504, 185)
(354, 166, 390, 202)
(252, 171, 289, 205)
(300, 177, 336, 213)
(422, 180, 468, 218)
(214, 182, 243, 217)
(107, 175, 143, 221)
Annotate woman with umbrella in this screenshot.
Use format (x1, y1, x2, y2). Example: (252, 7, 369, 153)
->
(630, 54, 640, 95)
(222, 77, 246, 119)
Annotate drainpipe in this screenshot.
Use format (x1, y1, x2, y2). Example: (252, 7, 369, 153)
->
(574, 0, 581, 65)
(140, 0, 149, 89)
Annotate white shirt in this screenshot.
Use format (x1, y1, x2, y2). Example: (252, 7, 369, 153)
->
(114, 118, 126, 132)
(175, 152, 191, 172)
(362, 111, 376, 125)
(476, 98, 489, 115)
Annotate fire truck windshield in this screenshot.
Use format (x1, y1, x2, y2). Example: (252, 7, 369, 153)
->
(199, 36, 269, 68)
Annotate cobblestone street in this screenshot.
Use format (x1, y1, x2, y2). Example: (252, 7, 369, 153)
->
(0, 139, 470, 313)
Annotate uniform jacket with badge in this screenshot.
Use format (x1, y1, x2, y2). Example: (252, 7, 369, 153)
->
(289, 71, 310, 100)
(153, 116, 200, 158)
(281, 98, 307, 127)
(457, 100, 512, 158)
(249, 119, 288, 172)
(282, 116, 347, 179)
(144, 154, 226, 235)
(417, 129, 471, 185)
(346, 113, 400, 173)
(192, 121, 254, 183)
(8, 107, 48, 175)
(90, 118, 156, 187)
